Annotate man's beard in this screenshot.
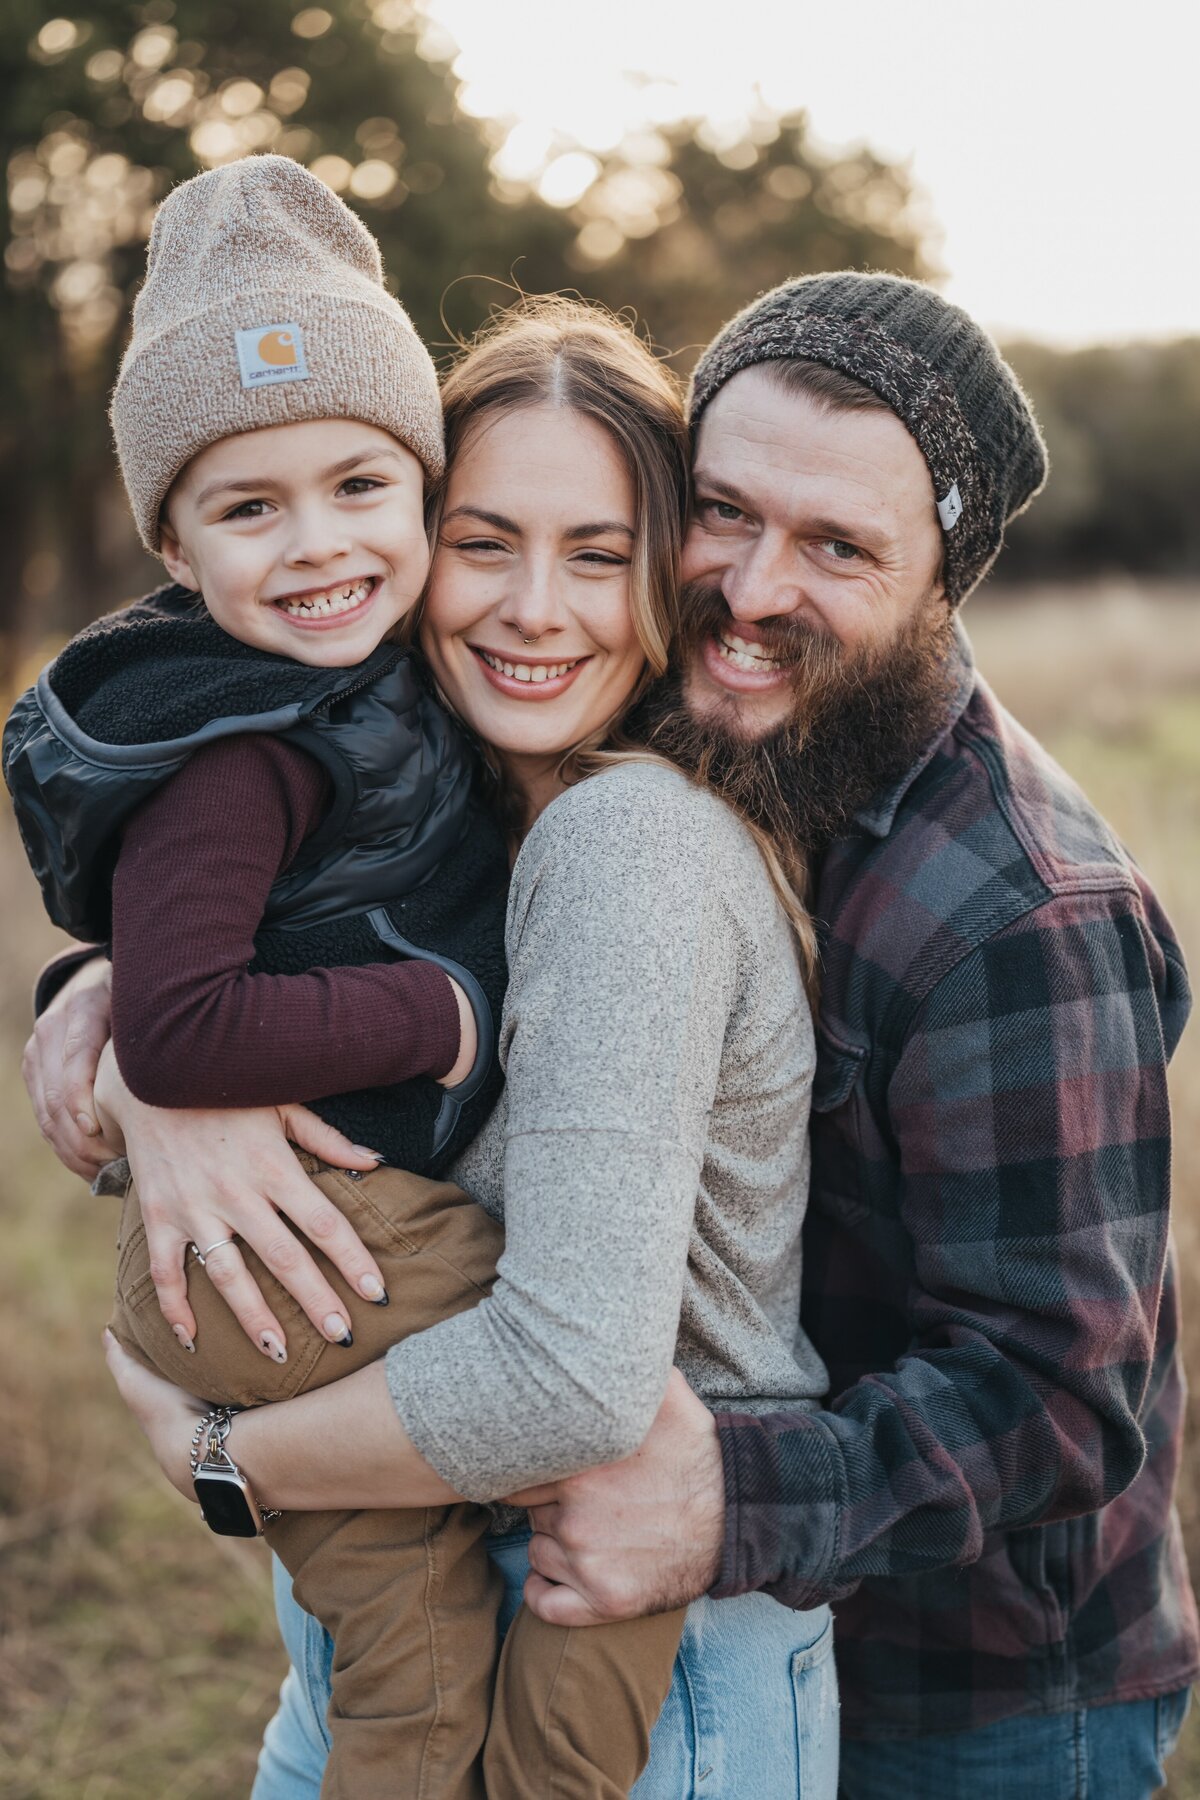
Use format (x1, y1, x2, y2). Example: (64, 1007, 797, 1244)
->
(624, 584, 961, 864)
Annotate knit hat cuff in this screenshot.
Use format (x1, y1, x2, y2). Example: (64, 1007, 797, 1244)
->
(112, 289, 444, 552)
(692, 312, 1002, 603)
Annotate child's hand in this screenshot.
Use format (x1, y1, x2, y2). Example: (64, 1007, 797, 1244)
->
(438, 978, 479, 1088)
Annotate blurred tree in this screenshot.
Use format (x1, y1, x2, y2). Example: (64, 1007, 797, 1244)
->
(565, 109, 936, 358)
(1002, 339, 1200, 580)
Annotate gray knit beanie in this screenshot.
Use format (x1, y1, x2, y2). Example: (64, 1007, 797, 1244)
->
(111, 154, 444, 552)
(689, 272, 1047, 602)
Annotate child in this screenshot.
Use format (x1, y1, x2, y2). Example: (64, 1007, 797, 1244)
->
(5, 157, 683, 1800)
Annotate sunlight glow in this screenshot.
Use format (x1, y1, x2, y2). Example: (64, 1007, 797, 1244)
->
(425, 0, 1200, 346)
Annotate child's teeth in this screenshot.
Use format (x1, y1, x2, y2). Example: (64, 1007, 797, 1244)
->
(280, 578, 374, 618)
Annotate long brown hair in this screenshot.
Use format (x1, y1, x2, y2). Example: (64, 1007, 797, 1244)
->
(423, 296, 818, 987)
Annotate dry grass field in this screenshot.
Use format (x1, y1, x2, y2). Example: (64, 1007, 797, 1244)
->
(2, 580, 1198, 1797)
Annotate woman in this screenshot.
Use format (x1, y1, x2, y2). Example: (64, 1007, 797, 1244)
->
(32, 299, 837, 1798)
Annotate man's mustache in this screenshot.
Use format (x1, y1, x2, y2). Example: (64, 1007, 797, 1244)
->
(678, 581, 834, 665)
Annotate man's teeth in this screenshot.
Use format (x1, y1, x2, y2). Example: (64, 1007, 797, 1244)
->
(718, 632, 785, 672)
(277, 578, 374, 619)
(479, 651, 581, 683)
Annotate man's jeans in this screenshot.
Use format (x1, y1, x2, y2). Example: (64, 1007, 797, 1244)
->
(255, 1530, 840, 1798)
(838, 1688, 1191, 1800)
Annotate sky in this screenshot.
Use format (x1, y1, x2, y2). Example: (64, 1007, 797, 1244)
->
(425, 0, 1200, 348)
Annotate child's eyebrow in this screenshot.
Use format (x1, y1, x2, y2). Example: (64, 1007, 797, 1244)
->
(321, 447, 411, 479)
(195, 447, 410, 507)
(192, 448, 408, 507)
(194, 475, 274, 506)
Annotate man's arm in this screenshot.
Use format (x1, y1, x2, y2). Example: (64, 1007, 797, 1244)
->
(713, 891, 1183, 1607)
(519, 890, 1186, 1625)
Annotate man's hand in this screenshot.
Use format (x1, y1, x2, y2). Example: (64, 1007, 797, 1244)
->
(22, 955, 119, 1178)
(510, 1369, 725, 1627)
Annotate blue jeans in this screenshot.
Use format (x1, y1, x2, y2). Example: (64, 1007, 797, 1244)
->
(838, 1687, 1191, 1800)
(253, 1532, 839, 1798)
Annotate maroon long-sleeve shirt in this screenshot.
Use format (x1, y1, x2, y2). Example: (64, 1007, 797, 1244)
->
(109, 734, 460, 1109)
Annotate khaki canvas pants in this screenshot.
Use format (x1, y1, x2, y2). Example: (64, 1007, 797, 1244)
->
(111, 1157, 684, 1799)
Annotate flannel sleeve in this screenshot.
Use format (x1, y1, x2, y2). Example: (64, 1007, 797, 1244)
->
(712, 890, 1181, 1606)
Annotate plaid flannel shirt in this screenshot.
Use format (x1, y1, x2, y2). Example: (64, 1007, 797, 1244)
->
(713, 625, 1199, 1738)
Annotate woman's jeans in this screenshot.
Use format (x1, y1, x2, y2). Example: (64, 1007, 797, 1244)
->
(253, 1531, 840, 1798)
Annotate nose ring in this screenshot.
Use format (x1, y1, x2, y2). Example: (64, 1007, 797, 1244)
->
(521, 633, 540, 646)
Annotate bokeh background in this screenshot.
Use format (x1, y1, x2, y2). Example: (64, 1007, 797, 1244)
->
(2, 3, 1198, 1794)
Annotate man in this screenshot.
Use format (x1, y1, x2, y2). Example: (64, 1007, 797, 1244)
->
(514, 275, 1199, 1794)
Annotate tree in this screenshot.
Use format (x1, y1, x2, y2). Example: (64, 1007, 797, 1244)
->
(567, 111, 936, 361)
(1002, 339, 1200, 580)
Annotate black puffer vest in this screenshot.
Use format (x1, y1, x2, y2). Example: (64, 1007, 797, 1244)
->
(3, 585, 509, 1173)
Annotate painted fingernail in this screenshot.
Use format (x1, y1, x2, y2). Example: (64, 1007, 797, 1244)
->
(260, 1331, 287, 1365)
(172, 1324, 196, 1355)
(358, 1274, 388, 1304)
(351, 1146, 385, 1163)
(323, 1314, 352, 1346)
(77, 1112, 98, 1136)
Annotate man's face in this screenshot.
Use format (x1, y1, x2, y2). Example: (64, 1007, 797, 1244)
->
(681, 365, 946, 739)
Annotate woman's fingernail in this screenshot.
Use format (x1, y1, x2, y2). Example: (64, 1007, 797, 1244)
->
(351, 1146, 384, 1163)
(324, 1314, 352, 1346)
(172, 1324, 196, 1355)
(77, 1112, 98, 1136)
(260, 1331, 287, 1365)
(358, 1274, 388, 1304)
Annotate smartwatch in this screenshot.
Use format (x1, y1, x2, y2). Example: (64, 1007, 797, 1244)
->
(190, 1407, 281, 1538)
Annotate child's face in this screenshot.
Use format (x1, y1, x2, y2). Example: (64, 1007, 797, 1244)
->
(160, 419, 429, 667)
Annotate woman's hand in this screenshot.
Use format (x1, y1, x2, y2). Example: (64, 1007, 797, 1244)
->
(23, 955, 120, 1178)
(103, 1329, 205, 1504)
(93, 1042, 388, 1358)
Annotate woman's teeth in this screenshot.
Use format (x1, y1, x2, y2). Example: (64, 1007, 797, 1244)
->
(718, 632, 785, 672)
(479, 651, 582, 683)
(277, 578, 375, 619)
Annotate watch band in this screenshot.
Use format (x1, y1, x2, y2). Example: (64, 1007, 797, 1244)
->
(190, 1405, 282, 1533)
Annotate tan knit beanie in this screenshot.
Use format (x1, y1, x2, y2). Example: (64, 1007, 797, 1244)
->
(111, 154, 444, 552)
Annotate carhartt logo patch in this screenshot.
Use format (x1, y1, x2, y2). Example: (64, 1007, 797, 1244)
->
(937, 482, 963, 531)
(235, 323, 309, 389)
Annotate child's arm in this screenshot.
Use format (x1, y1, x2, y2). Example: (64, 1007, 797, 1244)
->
(110, 734, 468, 1108)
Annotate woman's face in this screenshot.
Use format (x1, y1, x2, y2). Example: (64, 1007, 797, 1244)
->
(420, 403, 645, 786)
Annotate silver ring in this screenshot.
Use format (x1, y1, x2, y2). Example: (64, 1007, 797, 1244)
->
(192, 1237, 237, 1267)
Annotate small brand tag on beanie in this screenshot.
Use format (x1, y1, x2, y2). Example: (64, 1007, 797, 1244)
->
(235, 323, 310, 389)
(937, 482, 963, 531)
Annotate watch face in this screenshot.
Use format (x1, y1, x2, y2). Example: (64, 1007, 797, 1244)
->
(194, 1468, 261, 1537)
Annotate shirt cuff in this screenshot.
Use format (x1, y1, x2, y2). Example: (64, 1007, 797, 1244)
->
(33, 945, 106, 1018)
(711, 1407, 844, 1606)
(404, 960, 463, 1082)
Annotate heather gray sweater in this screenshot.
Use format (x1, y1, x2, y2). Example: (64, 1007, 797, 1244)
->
(385, 762, 827, 1500)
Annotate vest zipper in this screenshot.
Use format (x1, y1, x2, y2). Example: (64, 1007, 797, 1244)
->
(312, 650, 405, 713)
